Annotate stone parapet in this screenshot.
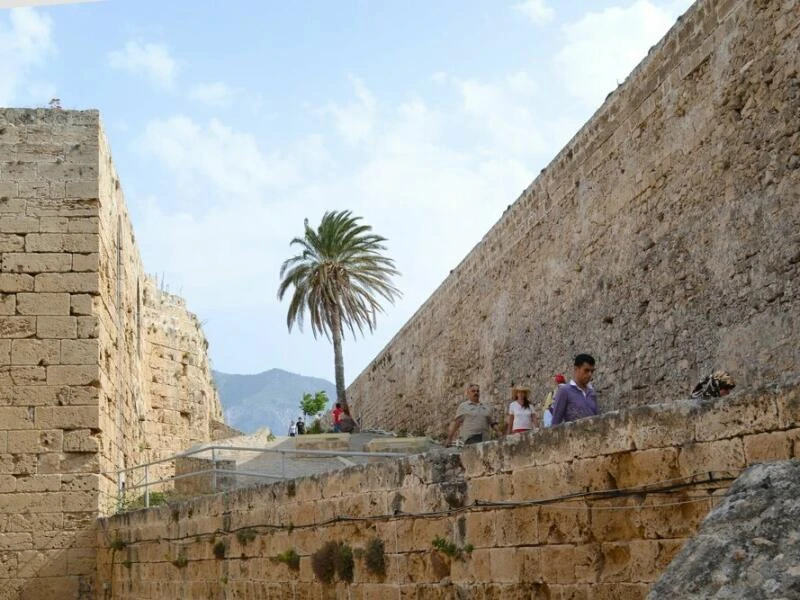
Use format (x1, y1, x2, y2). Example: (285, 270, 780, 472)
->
(96, 384, 800, 598)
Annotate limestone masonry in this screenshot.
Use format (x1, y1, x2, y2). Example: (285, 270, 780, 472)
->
(348, 0, 800, 436)
(1, 0, 799, 598)
(98, 385, 800, 598)
(0, 108, 223, 598)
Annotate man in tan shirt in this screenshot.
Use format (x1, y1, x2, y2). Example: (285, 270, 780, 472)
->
(446, 383, 498, 446)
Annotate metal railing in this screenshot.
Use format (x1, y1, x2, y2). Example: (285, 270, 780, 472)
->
(115, 444, 411, 513)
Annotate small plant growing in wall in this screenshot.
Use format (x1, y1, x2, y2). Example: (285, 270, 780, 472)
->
(333, 542, 354, 583)
(212, 540, 226, 560)
(432, 536, 473, 561)
(364, 537, 386, 577)
(311, 541, 354, 584)
(311, 541, 337, 584)
(110, 537, 126, 552)
(236, 528, 257, 546)
(171, 553, 189, 569)
(274, 548, 301, 571)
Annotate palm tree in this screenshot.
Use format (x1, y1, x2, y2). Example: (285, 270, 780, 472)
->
(278, 210, 401, 415)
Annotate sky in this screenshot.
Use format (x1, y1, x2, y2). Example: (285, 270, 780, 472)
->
(1, 0, 694, 383)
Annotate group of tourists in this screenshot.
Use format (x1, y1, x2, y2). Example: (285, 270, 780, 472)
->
(446, 353, 736, 447)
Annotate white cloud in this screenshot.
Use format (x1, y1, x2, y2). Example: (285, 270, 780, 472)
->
(130, 72, 554, 376)
(323, 75, 377, 145)
(108, 40, 178, 89)
(135, 115, 302, 200)
(188, 81, 238, 106)
(0, 7, 55, 105)
(513, 0, 555, 25)
(555, 1, 687, 109)
(450, 71, 547, 159)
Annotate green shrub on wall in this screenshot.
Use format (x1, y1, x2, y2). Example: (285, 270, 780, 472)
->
(364, 538, 386, 577)
(311, 541, 354, 584)
(275, 548, 301, 571)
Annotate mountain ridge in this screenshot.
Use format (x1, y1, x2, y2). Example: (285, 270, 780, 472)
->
(213, 368, 336, 435)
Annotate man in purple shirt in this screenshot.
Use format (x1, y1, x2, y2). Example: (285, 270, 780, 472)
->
(551, 354, 599, 425)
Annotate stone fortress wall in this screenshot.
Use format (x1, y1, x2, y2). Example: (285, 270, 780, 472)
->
(0, 109, 223, 598)
(347, 0, 800, 436)
(97, 385, 800, 598)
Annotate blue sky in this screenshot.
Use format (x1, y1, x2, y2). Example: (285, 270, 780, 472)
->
(1, 0, 693, 382)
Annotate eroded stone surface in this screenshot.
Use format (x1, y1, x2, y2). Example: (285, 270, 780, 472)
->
(649, 460, 800, 600)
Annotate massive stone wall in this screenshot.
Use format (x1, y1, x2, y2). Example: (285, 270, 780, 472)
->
(0, 108, 223, 599)
(96, 383, 800, 598)
(348, 0, 800, 435)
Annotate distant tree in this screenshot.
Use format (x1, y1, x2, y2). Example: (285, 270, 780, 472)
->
(300, 391, 329, 420)
(278, 210, 401, 414)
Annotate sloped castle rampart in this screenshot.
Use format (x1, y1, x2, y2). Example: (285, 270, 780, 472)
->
(348, 0, 800, 435)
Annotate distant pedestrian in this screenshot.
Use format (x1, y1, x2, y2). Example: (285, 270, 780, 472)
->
(446, 383, 498, 446)
(506, 385, 536, 435)
(289, 421, 297, 437)
(542, 374, 567, 428)
(551, 354, 599, 426)
(691, 371, 736, 398)
(296, 417, 305, 435)
(332, 402, 344, 433)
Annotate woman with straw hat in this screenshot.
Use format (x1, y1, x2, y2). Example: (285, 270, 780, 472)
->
(505, 384, 536, 435)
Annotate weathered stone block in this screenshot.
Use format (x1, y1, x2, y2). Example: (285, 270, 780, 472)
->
(615, 448, 680, 489)
(2, 253, 72, 274)
(0, 452, 37, 474)
(68, 294, 93, 316)
(4, 366, 46, 385)
(634, 495, 714, 540)
(34, 272, 99, 293)
(629, 402, 700, 449)
(0, 338, 9, 365)
(0, 316, 36, 337)
(15, 292, 70, 315)
(742, 430, 796, 464)
(60, 339, 98, 365)
(677, 438, 746, 476)
(25, 197, 99, 217)
(0, 233, 24, 251)
(38, 216, 69, 232)
(538, 505, 591, 544)
(463, 510, 497, 548)
(0, 292, 14, 315)
(0, 490, 61, 513)
(67, 217, 99, 233)
(12, 473, 61, 492)
(0, 216, 39, 233)
(494, 505, 538, 547)
(61, 491, 97, 512)
(10, 339, 61, 365)
(76, 316, 98, 338)
(693, 394, 781, 442)
(25, 233, 98, 253)
(36, 316, 77, 338)
(775, 387, 800, 429)
(0, 273, 34, 291)
(46, 364, 99, 386)
(65, 180, 98, 198)
(35, 405, 99, 429)
(71, 253, 98, 272)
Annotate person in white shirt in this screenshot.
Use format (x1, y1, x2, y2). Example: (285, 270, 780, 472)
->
(505, 384, 537, 435)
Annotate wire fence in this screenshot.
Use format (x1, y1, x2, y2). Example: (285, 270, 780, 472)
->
(113, 444, 408, 514)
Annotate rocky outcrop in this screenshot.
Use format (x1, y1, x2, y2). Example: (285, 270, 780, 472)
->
(649, 460, 800, 599)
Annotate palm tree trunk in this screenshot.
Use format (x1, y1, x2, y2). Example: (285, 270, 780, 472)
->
(330, 305, 349, 415)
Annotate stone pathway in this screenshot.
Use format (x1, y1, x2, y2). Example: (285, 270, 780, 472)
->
(179, 431, 438, 493)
